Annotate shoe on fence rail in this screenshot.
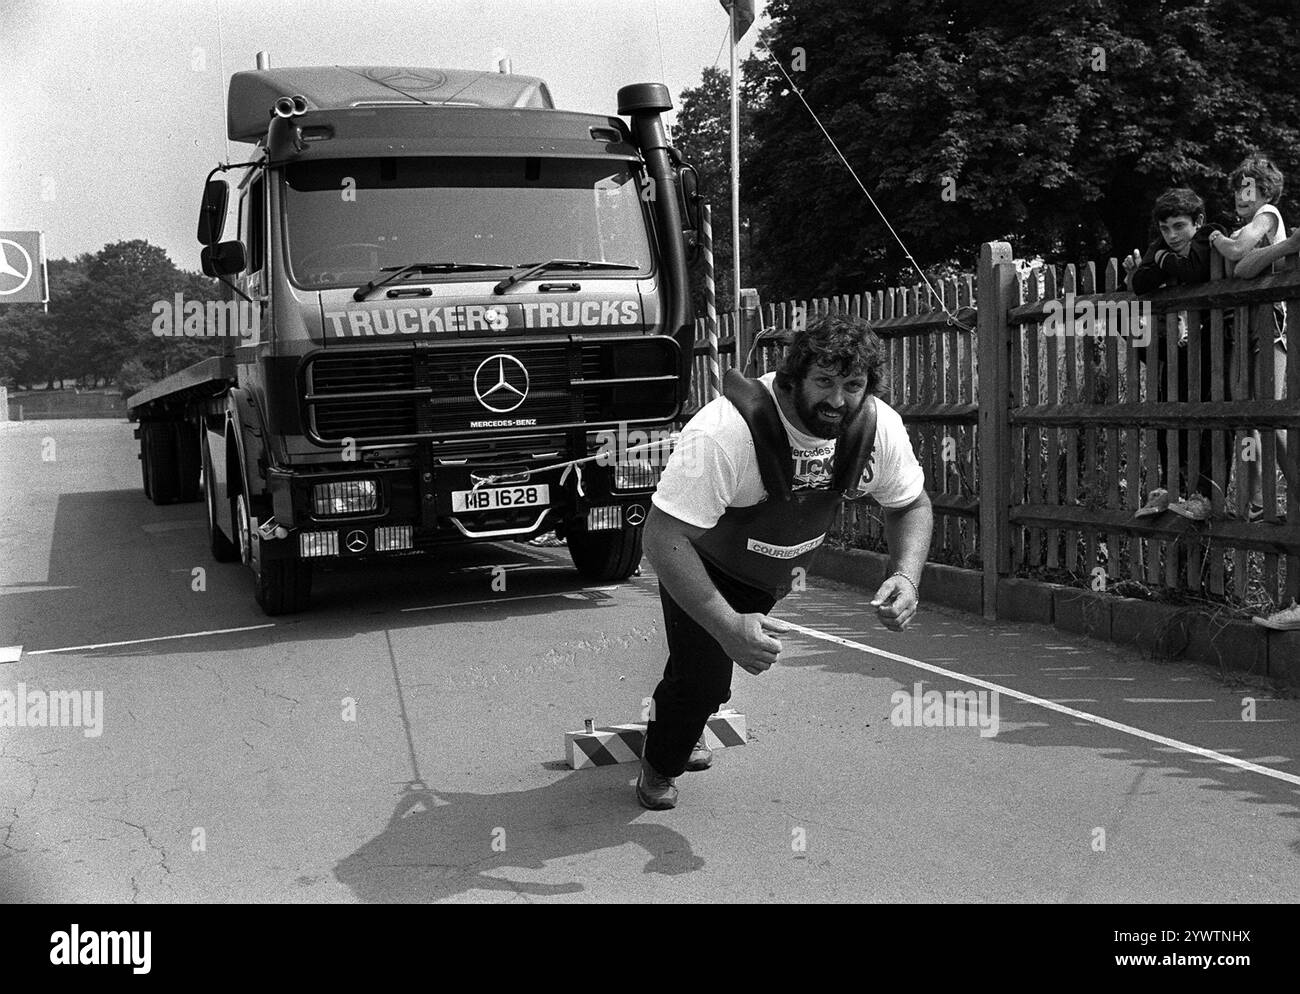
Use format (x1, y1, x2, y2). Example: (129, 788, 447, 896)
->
(1252, 600, 1300, 631)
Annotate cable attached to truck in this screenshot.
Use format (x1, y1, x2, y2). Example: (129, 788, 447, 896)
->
(753, 37, 975, 334)
(470, 436, 679, 490)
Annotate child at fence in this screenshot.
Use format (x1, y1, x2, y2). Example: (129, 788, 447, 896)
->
(1122, 187, 1226, 520)
(1209, 152, 1292, 521)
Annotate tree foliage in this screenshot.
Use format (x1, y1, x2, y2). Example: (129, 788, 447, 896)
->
(0, 240, 226, 390)
(675, 0, 1300, 301)
(674, 65, 760, 316)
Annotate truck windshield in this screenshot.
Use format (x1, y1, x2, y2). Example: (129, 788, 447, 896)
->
(283, 157, 654, 289)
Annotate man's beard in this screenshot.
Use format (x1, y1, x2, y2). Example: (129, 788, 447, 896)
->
(794, 383, 859, 438)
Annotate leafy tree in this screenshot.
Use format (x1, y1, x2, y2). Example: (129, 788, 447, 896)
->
(722, 0, 1300, 299)
(0, 241, 228, 390)
(674, 65, 761, 318)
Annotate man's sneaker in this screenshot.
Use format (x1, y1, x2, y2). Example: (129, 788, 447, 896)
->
(1249, 503, 1287, 523)
(1135, 488, 1172, 518)
(1252, 600, 1300, 631)
(636, 754, 678, 810)
(684, 736, 713, 772)
(1168, 493, 1212, 521)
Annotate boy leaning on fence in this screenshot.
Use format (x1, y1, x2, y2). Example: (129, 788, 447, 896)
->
(1122, 187, 1226, 521)
(1208, 153, 1294, 523)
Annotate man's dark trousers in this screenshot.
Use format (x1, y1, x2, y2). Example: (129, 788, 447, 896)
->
(643, 560, 777, 778)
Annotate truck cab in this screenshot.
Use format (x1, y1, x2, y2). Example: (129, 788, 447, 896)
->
(130, 65, 700, 614)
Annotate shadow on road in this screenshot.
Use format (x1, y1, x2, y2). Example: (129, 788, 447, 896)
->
(333, 772, 703, 902)
(3, 488, 626, 657)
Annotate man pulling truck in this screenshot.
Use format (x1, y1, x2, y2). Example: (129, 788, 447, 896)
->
(638, 314, 935, 809)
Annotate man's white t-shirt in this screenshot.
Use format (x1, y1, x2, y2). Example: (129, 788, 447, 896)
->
(652, 372, 926, 530)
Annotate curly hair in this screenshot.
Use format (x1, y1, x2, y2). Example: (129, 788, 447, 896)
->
(774, 312, 886, 395)
(1230, 152, 1285, 204)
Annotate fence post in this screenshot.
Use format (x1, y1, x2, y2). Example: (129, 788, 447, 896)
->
(0, 386, 8, 423)
(977, 241, 1016, 619)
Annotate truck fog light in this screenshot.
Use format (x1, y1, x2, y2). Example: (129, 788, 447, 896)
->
(299, 531, 339, 557)
(374, 525, 413, 551)
(587, 506, 622, 531)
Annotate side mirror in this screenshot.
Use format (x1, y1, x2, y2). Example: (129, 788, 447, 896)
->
(197, 179, 230, 245)
(677, 162, 701, 232)
(201, 241, 246, 277)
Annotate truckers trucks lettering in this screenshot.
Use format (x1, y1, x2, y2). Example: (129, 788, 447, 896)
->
(322, 298, 641, 337)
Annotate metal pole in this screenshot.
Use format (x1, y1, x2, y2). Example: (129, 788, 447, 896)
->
(701, 205, 721, 399)
(729, 4, 741, 332)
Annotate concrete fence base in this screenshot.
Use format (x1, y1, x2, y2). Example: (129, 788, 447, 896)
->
(811, 546, 1298, 686)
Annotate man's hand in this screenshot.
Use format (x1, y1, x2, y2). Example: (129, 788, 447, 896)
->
(870, 574, 919, 631)
(720, 613, 789, 675)
(1121, 249, 1141, 274)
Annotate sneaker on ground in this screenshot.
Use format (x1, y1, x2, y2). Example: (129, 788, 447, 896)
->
(1134, 488, 1172, 518)
(636, 753, 679, 810)
(1252, 600, 1300, 631)
(1168, 493, 1212, 521)
(684, 736, 713, 772)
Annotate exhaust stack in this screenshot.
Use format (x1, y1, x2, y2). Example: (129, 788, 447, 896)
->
(618, 83, 692, 385)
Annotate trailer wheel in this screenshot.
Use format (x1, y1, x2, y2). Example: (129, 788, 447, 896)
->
(234, 492, 312, 615)
(144, 422, 183, 505)
(567, 527, 643, 582)
(175, 421, 202, 503)
(203, 438, 239, 563)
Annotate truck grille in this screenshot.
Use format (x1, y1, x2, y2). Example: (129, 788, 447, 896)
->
(304, 337, 679, 443)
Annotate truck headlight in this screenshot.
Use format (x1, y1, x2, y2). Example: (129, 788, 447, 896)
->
(312, 480, 377, 516)
(614, 461, 663, 491)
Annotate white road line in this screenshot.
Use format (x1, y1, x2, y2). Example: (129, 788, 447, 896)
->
(401, 587, 616, 612)
(23, 624, 276, 656)
(777, 619, 1300, 788)
(1125, 698, 1216, 704)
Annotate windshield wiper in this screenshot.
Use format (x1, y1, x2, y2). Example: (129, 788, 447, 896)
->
(353, 262, 511, 302)
(492, 259, 641, 296)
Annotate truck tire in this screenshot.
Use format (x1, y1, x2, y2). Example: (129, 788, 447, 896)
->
(144, 422, 183, 505)
(253, 557, 313, 616)
(203, 438, 240, 563)
(233, 491, 313, 615)
(174, 421, 202, 503)
(567, 526, 643, 582)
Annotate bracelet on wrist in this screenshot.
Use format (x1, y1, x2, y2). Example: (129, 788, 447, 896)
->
(889, 570, 919, 598)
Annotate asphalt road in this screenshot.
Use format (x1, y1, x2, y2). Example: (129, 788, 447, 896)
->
(2, 419, 1298, 903)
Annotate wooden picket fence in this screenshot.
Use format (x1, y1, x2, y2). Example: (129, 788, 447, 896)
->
(690, 239, 1300, 619)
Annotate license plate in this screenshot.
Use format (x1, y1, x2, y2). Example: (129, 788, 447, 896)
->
(451, 484, 550, 513)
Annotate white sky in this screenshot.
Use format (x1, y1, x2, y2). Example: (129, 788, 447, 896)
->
(2, 0, 763, 271)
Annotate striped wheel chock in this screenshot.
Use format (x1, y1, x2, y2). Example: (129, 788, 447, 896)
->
(564, 710, 747, 770)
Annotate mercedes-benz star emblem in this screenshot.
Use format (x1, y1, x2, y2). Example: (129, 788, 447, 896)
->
(0, 239, 34, 296)
(625, 504, 647, 526)
(345, 530, 368, 553)
(473, 354, 530, 413)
